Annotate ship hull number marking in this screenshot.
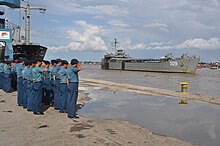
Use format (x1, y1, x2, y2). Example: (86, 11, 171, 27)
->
(170, 61, 178, 67)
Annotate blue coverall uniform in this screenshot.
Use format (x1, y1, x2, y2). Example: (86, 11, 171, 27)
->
(22, 67, 28, 108)
(51, 65, 61, 109)
(3, 64, 12, 93)
(16, 64, 25, 106)
(0, 63, 4, 89)
(42, 68, 51, 105)
(26, 66, 33, 111)
(58, 66, 68, 113)
(11, 63, 18, 91)
(67, 66, 79, 118)
(32, 66, 44, 113)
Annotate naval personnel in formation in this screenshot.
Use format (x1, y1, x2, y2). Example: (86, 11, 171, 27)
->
(0, 58, 81, 118)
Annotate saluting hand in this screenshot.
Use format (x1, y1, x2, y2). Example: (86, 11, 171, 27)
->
(77, 63, 81, 71)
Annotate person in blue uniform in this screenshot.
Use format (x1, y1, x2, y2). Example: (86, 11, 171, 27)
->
(22, 60, 30, 109)
(67, 59, 81, 118)
(49, 60, 56, 105)
(1, 60, 6, 91)
(16, 59, 25, 106)
(42, 60, 51, 105)
(0, 60, 4, 89)
(27, 60, 36, 111)
(51, 59, 62, 110)
(11, 59, 19, 91)
(58, 60, 69, 113)
(32, 59, 48, 115)
(3, 61, 13, 93)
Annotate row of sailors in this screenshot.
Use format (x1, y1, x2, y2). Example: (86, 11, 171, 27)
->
(0, 58, 81, 118)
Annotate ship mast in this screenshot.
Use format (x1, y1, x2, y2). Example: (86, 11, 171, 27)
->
(24, 2, 30, 45)
(112, 38, 118, 52)
(114, 38, 118, 48)
(21, 1, 46, 45)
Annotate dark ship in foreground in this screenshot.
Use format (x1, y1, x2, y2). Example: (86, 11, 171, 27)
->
(0, 0, 47, 61)
(101, 39, 200, 74)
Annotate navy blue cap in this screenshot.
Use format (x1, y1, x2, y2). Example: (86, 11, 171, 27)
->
(19, 58, 26, 62)
(51, 59, 56, 64)
(6, 60, 12, 64)
(43, 60, 50, 65)
(25, 60, 29, 66)
(56, 59, 62, 63)
(30, 60, 37, 64)
(28, 60, 33, 65)
(62, 60, 68, 65)
(35, 58, 42, 62)
(71, 59, 79, 65)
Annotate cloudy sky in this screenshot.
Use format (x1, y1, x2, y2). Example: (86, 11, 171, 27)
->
(5, 0, 220, 62)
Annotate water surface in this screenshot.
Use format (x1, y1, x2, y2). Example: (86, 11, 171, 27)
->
(80, 64, 220, 97)
(79, 87, 220, 146)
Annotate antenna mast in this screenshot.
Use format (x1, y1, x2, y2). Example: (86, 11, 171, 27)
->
(114, 38, 117, 48)
(21, 1, 46, 45)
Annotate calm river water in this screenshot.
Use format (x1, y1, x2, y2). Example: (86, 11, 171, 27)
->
(81, 64, 220, 97)
(79, 64, 220, 146)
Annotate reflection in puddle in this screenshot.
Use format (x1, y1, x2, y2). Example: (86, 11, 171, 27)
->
(79, 87, 220, 146)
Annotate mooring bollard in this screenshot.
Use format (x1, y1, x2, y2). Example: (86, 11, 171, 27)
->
(179, 82, 189, 105)
(180, 82, 188, 93)
(179, 99, 188, 105)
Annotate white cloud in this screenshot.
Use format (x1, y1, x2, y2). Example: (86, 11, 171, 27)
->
(146, 45, 174, 50)
(211, 0, 220, 6)
(132, 44, 145, 50)
(143, 22, 168, 29)
(48, 1, 129, 17)
(115, 39, 173, 50)
(129, 41, 174, 50)
(93, 15, 104, 19)
(107, 20, 129, 27)
(49, 20, 108, 52)
(176, 37, 220, 50)
(127, 38, 220, 50)
(143, 22, 169, 32)
(86, 5, 128, 17)
(33, 0, 220, 62)
(50, 19, 59, 23)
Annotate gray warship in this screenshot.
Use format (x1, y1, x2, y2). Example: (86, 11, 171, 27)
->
(101, 39, 200, 73)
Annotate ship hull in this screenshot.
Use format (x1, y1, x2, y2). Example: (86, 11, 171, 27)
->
(101, 58, 200, 74)
(13, 44, 47, 60)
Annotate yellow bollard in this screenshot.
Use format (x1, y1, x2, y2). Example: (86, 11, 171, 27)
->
(180, 82, 188, 93)
(179, 82, 189, 105)
(179, 99, 188, 105)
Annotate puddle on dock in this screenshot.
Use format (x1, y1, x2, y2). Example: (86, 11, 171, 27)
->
(79, 87, 220, 146)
